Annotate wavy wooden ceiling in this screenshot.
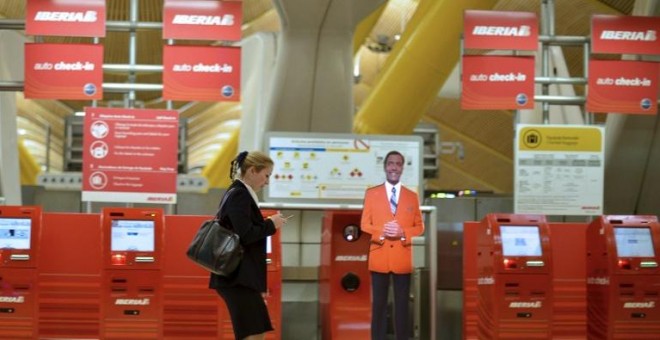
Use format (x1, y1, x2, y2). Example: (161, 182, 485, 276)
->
(1, 0, 637, 192)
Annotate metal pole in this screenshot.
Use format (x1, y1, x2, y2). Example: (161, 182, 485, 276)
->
(427, 206, 437, 340)
(45, 124, 51, 172)
(541, 0, 551, 124)
(167, 38, 175, 111)
(0, 19, 163, 31)
(583, 40, 594, 124)
(127, 0, 139, 109)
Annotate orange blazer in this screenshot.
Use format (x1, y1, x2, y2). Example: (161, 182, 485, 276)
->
(360, 184, 424, 274)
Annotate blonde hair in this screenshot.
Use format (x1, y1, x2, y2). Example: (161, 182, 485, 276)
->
(230, 151, 274, 180)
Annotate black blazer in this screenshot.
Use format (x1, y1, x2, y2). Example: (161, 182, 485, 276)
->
(208, 180, 276, 292)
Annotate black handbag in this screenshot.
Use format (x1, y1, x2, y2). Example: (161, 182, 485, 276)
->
(186, 189, 243, 276)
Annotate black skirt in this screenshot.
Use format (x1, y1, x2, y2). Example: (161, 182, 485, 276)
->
(216, 285, 274, 339)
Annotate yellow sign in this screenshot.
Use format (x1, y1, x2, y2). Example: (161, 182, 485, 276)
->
(518, 126, 603, 152)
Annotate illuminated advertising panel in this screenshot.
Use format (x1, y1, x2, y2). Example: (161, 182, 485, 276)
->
(264, 132, 423, 204)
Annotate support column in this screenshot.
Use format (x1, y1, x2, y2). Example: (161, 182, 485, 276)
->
(0, 31, 23, 204)
(269, 0, 385, 133)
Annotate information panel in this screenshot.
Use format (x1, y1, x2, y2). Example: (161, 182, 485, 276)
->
(514, 124, 604, 215)
(264, 132, 423, 204)
(82, 107, 179, 204)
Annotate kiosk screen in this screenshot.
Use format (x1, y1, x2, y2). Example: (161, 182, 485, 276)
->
(500, 226, 542, 256)
(0, 217, 31, 249)
(111, 220, 155, 252)
(614, 227, 655, 257)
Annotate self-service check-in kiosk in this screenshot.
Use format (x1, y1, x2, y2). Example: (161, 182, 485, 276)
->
(477, 214, 553, 339)
(320, 210, 370, 339)
(0, 206, 41, 339)
(162, 210, 282, 340)
(38, 212, 103, 339)
(101, 207, 164, 339)
(587, 215, 660, 338)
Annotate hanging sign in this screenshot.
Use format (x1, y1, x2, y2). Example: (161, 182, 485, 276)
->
(461, 55, 535, 110)
(464, 10, 538, 51)
(163, 45, 241, 101)
(82, 107, 179, 204)
(163, 0, 242, 41)
(591, 15, 660, 55)
(26, 0, 106, 37)
(515, 124, 604, 216)
(24, 43, 103, 100)
(587, 60, 658, 115)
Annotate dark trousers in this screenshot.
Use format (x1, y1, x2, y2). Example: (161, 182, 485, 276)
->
(370, 271, 411, 340)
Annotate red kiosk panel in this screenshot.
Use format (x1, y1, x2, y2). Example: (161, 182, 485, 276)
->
(587, 215, 660, 339)
(162, 210, 282, 340)
(320, 210, 371, 339)
(476, 214, 553, 339)
(101, 207, 164, 339)
(162, 214, 221, 339)
(0, 206, 42, 339)
(38, 212, 103, 339)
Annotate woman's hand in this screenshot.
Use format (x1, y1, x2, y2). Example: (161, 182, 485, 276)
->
(268, 213, 288, 229)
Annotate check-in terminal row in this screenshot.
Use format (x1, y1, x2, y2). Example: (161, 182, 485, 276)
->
(0, 205, 282, 339)
(1, 205, 659, 339)
(464, 213, 660, 339)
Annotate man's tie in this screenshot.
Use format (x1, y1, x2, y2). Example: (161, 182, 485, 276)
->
(390, 187, 398, 214)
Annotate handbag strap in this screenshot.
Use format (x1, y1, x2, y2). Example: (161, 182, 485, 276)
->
(215, 187, 236, 220)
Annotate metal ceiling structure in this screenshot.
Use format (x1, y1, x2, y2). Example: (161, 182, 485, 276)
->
(0, 0, 647, 193)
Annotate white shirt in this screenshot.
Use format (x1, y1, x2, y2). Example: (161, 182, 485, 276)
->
(237, 179, 259, 204)
(385, 181, 402, 205)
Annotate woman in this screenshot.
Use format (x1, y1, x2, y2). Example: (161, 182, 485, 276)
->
(209, 150, 287, 340)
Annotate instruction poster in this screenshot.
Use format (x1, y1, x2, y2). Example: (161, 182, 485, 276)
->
(515, 124, 605, 215)
(264, 133, 423, 204)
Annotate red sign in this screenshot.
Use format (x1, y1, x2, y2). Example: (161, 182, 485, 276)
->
(82, 107, 179, 204)
(464, 10, 538, 51)
(163, 45, 241, 101)
(163, 0, 242, 41)
(587, 60, 658, 115)
(592, 15, 660, 55)
(24, 43, 103, 100)
(461, 55, 535, 110)
(26, 0, 106, 37)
